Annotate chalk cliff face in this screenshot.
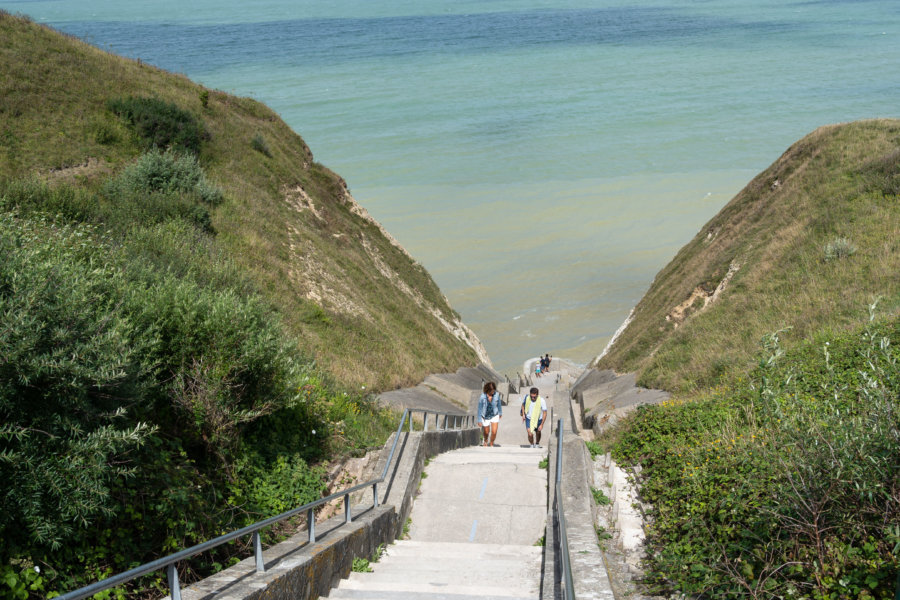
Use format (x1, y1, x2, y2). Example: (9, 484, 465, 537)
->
(594, 120, 900, 392)
(0, 12, 486, 390)
(286, 178, 491, 369)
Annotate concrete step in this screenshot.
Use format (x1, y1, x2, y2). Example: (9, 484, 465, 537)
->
(324, 541, 542, 599)
(351, 556, 537, 578)
(344, 568, 533, 589)
(387, 540, 542, 559)
(325, 589, 534, 600)
(432, 447, 545, 465)
(333, 580, 539, 598)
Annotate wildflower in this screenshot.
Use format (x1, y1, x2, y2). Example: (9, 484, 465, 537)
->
(312, 429, 316, 435)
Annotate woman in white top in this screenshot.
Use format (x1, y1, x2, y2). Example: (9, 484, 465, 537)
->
(477, 381, 502, 447)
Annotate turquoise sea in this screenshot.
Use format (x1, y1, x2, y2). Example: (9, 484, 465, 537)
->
(4, 0, 899, 373)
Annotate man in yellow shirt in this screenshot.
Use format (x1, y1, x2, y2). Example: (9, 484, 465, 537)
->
(520, 387, 547, 448)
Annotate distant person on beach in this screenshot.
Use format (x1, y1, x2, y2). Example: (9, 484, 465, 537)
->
(478, 381, 502, 447)
(520, 387, 547, 448)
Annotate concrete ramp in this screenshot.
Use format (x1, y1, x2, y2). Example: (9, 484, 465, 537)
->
(378, 384, 468, 415)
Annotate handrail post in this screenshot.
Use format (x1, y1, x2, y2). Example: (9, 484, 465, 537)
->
(344, 493, 352, 523)
(373, 482, 379, 507)
(253, 532, 264, 573)
(307, 508, 315, 543)
(167, 564, 181, 600)
(423, 412, 428, 432)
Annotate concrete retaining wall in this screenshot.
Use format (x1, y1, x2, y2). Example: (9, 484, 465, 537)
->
(558, 433, 615, 600)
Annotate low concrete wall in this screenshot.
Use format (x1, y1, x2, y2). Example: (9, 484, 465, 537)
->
(178, 506, 395, 600)
(558, 432, 615, 600)
(174, 426, 481, 600)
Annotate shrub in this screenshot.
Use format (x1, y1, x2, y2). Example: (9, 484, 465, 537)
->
(0, 214, 155, 552)
(107, 148, 222, 206)
(107, 96, 207, 155)
(228, 453, 326, 520)
(102, 149, 223, 232)
(0, 209, 339, 598)
(824, 236, 857, 260)
(251, 133, 271, 157)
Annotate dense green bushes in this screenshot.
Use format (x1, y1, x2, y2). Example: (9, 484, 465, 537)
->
(0, 148, 397, 598)
(610, 310, 900, 598)
(107, 96, 207, 155)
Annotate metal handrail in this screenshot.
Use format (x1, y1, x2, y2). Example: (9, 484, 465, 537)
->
(555, 417, 576, 600)
(57, 407, 475, 600)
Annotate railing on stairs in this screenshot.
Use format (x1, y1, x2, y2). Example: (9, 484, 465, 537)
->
(555, 417, 576, 600)
(56, 408, 476, 600)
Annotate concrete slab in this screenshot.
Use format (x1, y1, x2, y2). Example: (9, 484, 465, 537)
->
(570, 369, 618, 400)
(383, 540, 541, 559)
(423, 374, 477, 409)
(335, 580, 539, 597)
(378, 384, 469, 414)
(326, 588, 535, 600)
(347, 559, 536, 581)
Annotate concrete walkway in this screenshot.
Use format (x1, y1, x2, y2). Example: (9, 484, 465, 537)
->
(326, 376, 569, 600)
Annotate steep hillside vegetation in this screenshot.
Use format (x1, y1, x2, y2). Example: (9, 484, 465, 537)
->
(607, 314, 899, 597)
(595, 120, 900, 392)
(591, 121, 900, 597)
(0, 12, 485, 598)
(0, 11, 485, 391)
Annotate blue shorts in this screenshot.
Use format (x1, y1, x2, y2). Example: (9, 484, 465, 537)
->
(525, 418, 543, 431)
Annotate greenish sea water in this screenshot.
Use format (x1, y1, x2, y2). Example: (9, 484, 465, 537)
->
(5, 0, 898, 373)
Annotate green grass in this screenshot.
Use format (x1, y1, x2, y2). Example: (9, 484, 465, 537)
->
(595, 120, 900, 393)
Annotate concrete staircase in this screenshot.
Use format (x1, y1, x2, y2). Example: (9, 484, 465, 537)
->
(324, 540, 541, 600)
(326, 417, 546, 600)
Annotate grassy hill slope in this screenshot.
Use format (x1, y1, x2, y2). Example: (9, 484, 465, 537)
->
(594, 120, 900, 392)
(0, 11, 484, 390)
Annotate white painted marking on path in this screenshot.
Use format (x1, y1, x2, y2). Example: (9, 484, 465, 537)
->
(479, 477, 488, 500)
